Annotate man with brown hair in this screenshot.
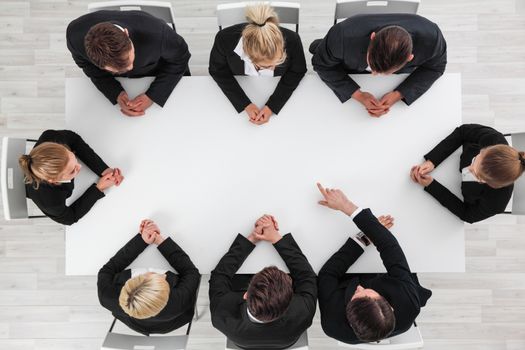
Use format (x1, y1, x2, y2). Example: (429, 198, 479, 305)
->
(311, 14, 447, 118)
(66, 10, 190, 117)
(209, 214, 317, 349)
(316, 183, 432, 344)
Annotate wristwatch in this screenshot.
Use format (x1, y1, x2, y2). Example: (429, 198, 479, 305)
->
(355, 232, 371, 246)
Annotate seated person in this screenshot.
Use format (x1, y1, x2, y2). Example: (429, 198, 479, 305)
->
(311, 14, 447, 117)
(209, 4, 307, 125)
(316, 183, 432, 344)
(411, 124, 525, 223)
(98, 219, 201, 335)
(66, 10, 191, 117)
(19, 129, 123, 225)
(209, 214, 317, 349)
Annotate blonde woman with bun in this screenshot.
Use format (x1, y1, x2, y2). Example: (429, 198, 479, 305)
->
(98, 219, 201, 335)
(18, 129, 124, 225)
(209, 3, 307, 125)
(410, 124, 525, 223)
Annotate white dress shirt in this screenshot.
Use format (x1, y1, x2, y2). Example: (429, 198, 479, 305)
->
(233, 38, 275, 77)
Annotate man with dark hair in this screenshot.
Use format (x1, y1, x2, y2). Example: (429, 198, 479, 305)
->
(311, 14, 447, 118)
(316, 183, 432, 344)
(66, 10, 191, 117)
(209, 214, 317, 349)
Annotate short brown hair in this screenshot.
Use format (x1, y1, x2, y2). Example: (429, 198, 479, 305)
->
(346, 296, 395, 342)
(479, 145, 525, 188)
(246, 266, 293, 322)
(368, 26, 413, 73)
(84, 22, 132, 70)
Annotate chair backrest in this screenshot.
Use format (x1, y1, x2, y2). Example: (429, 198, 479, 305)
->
(338, 323, 423, 349)
(217, 2, 300, 32)
(334, 0, 420, 24)
(511, 132, 525, 215)
(1, 137, 29, 220)
(101, 332, 189, 350)
(226, 330, 308, 349)
(88, 1, 176, 30)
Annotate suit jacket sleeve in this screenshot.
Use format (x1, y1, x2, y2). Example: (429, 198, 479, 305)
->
(209, 234, 255, 312)
(157, 237, 201, 310)
(265, 34, 307, 114)
(311, 24, 361, 103)
(97, 234, 148, 309)
(395, 26, 447, 105)
(318, 237, 364, 301)
(209, 32, 251, 113)
(274, 234, 317, 313)
(145, 27, 191, 107)
(353, 209, 413, 280)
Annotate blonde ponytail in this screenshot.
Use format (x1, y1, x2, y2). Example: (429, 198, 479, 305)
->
(242, 4, 286, 65)
(18, 142, 70, 189)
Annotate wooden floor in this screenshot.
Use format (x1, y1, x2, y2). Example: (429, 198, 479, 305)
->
(1, 0, 525, 349)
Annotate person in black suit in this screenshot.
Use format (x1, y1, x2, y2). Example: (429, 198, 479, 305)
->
(311, 14, 447, 118)
(209, 4, 307, 125)
(66, 10, 191, 117)
(316, 183, 432, 344)
(98, 219, 201, 335)
(411, 124, 525, 223)
(209, 214, 317, 349)
(18, 129, 124, 225)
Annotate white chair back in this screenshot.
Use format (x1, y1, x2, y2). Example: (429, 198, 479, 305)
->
(217, 2, 300, 32)
(226, 330, 308, 349)
(101, 331, 188, 350)
(338, 322, 423, 349)
(510, 132, 525, 215)
(1, 137, 30, 220)
(88, 1, 176, 30)
(334, 0, 420, 24)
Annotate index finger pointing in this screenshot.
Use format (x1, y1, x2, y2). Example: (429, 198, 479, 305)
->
(317, 182, 328, 197)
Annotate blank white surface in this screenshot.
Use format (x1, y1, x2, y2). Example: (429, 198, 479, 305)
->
(65, 73, 464, 275)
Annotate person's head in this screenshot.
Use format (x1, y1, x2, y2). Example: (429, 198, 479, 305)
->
(119, 272, 170, 319)
(367, 26, 414, 75)
(243, 266, 293, 322)
(19, 142, 82, 189)
(84, 22, 135, 74)
(470, 144, 525, 188)
(346, 285, 395, 342)
(242, 4, 286, 70)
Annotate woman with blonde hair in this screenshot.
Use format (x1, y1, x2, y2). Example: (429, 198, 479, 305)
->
(410, 124, 525, 223)
(98, 219, 201, 334)
(18, 129, 123, 225)
(209, 3, 307, 125)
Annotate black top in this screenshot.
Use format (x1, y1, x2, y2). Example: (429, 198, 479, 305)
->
(311, 13, 447, 105)
(26, 129, 108, 225)
(66, 10, 191, 107)
(209, 234, 317, 349)
(423, 124, 514, 223)
(97, 234, 201, 335)
(209, 23, 307, 114)
(318, 209, 432, 344)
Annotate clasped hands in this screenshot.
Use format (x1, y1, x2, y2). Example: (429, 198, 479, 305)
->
(410, 160, 435, 187)
(139, 219, 166, 245)
(245, 103, 273, 125)
(247, 214, 282, 244)
(117, 91, 154, 117)
(96, 167, 124, 192)
(352, 90, 403, 118)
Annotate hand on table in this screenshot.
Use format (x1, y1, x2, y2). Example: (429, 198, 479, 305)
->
(139, 219, 165, 245)
(102, 168, 124, 186)
(410, 165, 434, 187)
(352, 89, 388, 117)
(377, 215, 394, 229)
(96, 171, 116, 192)
(245, 103, 260, 121)
(378, 91, 403, 112)
(247, 214, 282, 244)
(317, 182, 358, 216)
(250, 105, 273, 125)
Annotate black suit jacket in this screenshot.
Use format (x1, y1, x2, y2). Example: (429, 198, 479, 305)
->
(311, 14, 447, 105)
(98, 234, 201, 335)
(209, 23, 307, 114)
(66, 10, 190, 107)
(26, 130, 108, 225)
(209, 234, 317, 349)
(318, 209, 432, 344)
(423, 124, 513, 223)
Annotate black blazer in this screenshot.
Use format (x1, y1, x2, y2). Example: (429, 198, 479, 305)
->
(26, 130, 108, 225)
(209, 23, 307, 114)
(311, 14, 447, 105)
(209, 234, 317, 349)
(423, 124, 513, 223)
(98, 234, 201, 335)
(66, 10, 191, 107)
(318, 209, 432, 344)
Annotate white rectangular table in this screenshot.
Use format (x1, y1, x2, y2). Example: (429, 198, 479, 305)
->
(65, 73, 464, 275)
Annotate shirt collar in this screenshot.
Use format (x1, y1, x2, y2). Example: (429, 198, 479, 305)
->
(246, 306, 266, 324)
(233, 38, 274, 77)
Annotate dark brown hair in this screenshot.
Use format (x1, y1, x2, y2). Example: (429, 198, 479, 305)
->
(246, 266, 293, 322)
(368, 25, 413, 73)
(346, 296, 395, 342)
(479, 145, 525, 188)
(84, 22, 132, 70)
